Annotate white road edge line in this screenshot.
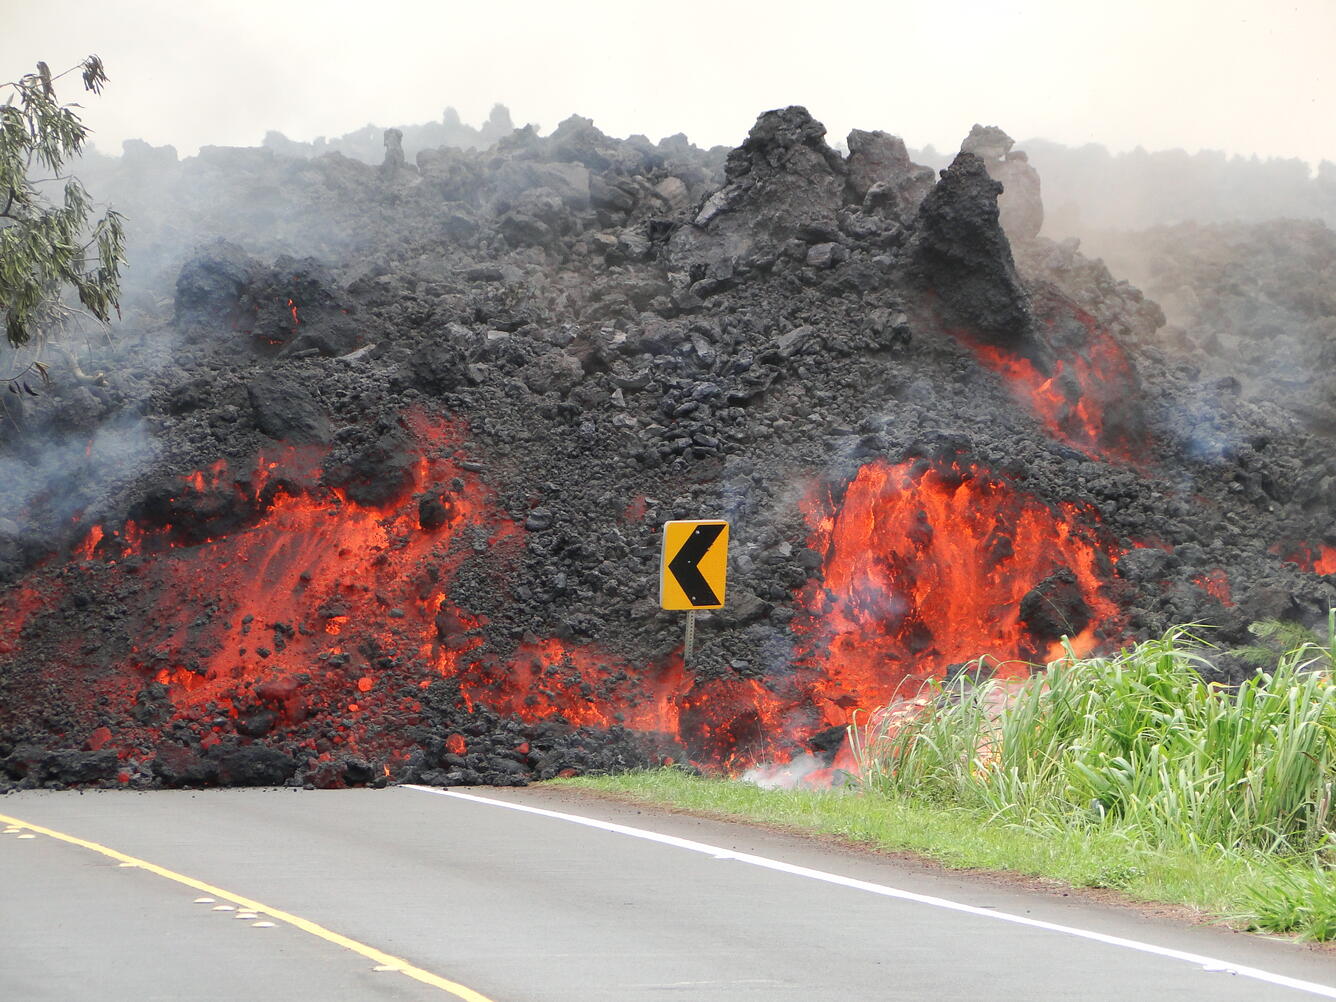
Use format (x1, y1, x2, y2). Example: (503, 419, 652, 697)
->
(405, 785, 1336, 999)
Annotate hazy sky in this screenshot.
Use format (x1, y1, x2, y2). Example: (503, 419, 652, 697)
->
(4, 0, 1333, 167)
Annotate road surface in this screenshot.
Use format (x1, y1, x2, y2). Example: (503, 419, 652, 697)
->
(3, 784, 1335, 1000)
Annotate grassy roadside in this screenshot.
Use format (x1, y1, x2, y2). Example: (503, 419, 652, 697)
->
(555, 626, 1336, 941)
(555, 768, 1271, 928)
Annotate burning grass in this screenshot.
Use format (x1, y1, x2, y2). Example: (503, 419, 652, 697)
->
(561, 622, 1336, 942)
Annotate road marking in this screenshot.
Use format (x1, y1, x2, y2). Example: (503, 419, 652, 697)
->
(0, 810, 496, 1002)
(408, 786, 1336, 1000)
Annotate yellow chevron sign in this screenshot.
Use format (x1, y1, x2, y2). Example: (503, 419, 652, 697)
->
(659, 520, 729, 610)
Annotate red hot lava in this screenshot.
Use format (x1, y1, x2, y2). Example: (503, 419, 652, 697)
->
(1194, 568, 1234, 606)
(954, 306, 1146, 464)
(794, 458, 1120, 730)
(2, 418, 1123, 785)
(1278, 544, 1336, 577)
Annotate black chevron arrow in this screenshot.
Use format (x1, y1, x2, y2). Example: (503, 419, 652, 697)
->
(668, 523, 725, 606)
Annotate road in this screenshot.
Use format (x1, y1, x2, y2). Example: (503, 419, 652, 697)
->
(3, 784, 1336, 1001)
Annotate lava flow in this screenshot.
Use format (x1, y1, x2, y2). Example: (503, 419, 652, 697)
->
(1278, 543, 1336, 576)
(1194, 568, 1234, 606)
(1, 425, 1124, 787)
(794, 458, 1121, 730)
(64, 411, 502, 723)
(957, 306, 1146, 463)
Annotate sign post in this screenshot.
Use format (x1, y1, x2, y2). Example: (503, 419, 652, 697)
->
(659, 519, 729, 665)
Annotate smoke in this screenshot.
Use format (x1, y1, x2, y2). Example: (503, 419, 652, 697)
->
(261, 104, 521, 166)
(0, 104, 508, 573)
(905, 137, 1336, 246)
(1029, 142, 1336, 237)
(0, 414, 157, 539)
(743, 752, 840, 790)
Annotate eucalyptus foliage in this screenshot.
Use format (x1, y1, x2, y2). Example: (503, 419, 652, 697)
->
(0, 55, 124, 362)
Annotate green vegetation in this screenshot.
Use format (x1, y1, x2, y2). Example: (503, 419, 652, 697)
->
(560, 623, 1336, 940)
(1, 56, 124, 384)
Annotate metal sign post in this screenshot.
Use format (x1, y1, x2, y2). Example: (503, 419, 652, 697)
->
(684, 610, 697, 664)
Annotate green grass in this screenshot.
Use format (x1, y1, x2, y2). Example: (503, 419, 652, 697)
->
(860, 626, 1336, 857)
(556, 624, 1336, 941)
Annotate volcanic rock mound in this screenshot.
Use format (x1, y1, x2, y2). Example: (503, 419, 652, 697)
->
(3, 106, 1335, 792)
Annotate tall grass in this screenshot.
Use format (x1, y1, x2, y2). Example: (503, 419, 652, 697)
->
(855, 625, 1336, 861)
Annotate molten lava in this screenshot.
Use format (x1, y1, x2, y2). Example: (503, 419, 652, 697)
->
(1194, 568, 1234, 606)
(795, 458, 1120, 728)
(2, 412, 1125, 786)
(955, 307, 1145, 464)
(1279, 544, 1336, 576)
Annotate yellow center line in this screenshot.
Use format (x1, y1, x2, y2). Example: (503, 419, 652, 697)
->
(0, 810, 496, 1002)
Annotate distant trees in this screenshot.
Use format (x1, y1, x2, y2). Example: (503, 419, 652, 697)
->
(0, 55, 124, 388)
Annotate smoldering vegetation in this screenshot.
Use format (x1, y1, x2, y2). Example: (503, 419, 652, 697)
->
(2, 105, 1336, 792)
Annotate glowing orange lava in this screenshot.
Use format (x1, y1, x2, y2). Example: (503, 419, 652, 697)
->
(794, 458, 1119, 728)
(459, 639, 691, 734)
(955, 308, 1144, 464)
(0, 582, 63, 656)
(1281, 544, 1336, 576)
(1194, 568, 1233, 606)
(5, 419, 1125, 783)
(72, 411, 497, 720)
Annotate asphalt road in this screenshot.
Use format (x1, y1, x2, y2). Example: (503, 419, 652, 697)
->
(3, 784, 1336, 1001)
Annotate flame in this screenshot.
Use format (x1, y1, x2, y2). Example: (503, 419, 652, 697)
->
(287, 298, 300, 326)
